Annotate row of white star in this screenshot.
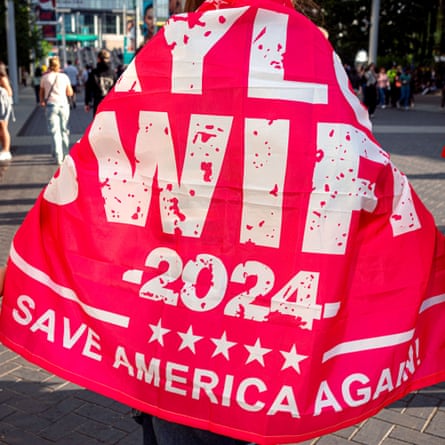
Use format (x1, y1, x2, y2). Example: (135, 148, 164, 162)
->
(149, 318, 308, 374)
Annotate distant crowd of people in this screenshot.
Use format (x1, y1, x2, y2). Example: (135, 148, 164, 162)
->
(344, 62, 416, 117)
(34, 49, 118, 165)
(343, 61, 445, 120)
(1, 0, 180, 166)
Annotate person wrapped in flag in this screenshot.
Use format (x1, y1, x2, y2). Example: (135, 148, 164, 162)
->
(0, 0, 444, 444)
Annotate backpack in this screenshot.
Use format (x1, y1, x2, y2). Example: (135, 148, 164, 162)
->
(95, 73, 114, 98)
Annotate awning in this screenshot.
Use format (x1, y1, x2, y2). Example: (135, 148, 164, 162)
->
(57, 33, 98, 42)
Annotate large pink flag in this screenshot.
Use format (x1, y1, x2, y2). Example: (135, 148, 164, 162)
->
(1, 0, 444, 443)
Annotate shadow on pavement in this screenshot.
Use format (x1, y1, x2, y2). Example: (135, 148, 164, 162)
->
(17, 104, 91, 138)
(0, 161, 12, 182)
(0, 379, 139, 444)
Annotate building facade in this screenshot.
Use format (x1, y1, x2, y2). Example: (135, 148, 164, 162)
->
(34, 0, 175, 67)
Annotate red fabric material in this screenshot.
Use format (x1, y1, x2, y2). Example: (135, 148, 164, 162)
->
(1, 1, 444, 443)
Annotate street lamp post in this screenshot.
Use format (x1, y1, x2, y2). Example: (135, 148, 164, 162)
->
(368, 0, 380, 64)
(58, 8, 71, 67)
(5, 0, 19, 104)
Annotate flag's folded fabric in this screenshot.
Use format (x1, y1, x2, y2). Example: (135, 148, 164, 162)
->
(1, 0, 444, 443)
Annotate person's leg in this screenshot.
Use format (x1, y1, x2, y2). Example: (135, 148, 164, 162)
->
(400, 86, 408, 108)
(141, 414, 159, 445)
(390, 84, 397, 107)
(60, 104, 71, 159)
(369, 87, 377, 115)
(378, 88, 385, 107)
(0, 120, 10, 153)
(152, 416, 254, 445)
(46, 105, 63, 164)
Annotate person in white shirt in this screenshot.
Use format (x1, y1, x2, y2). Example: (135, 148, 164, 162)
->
(40, 56, 73, 165)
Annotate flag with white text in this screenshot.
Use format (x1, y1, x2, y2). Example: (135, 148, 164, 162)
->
(1, 0, 445, 443)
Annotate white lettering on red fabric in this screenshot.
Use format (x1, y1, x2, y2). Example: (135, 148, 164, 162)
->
(30, 309, 56, 342)
(332, 52, 371, 131)
(10, 289, 423, 417)
(46, 5, 419, 256)
(136, 353, 161, 385)
(193, 368, 219, 403)
(166, 362, 189, 396)
(237, 378, 266, 412)
(123, 247, 322, 329)
(372, 368, 394, 400)
(303, 123, 420, 254)
(341, 373, 371, 407)
(267, 385, 300, 417)
(43, 155, 78, 205)
(62, 317, 102, 361)
(9, 245, 130, 328)
(114, 57, 142, 93)
(12, 295, 103, 361)
(182, 254, 228, 312)
(111, 344, 421, 417)
(224, 261, 274, 321)
(89, 112, 232, 236)
(241, 119, 289, 248)
(248, 9, 327, 103)
(313, 380, 342, 416)
(164, 8, 249, 94)
(12, 294, 35, 326)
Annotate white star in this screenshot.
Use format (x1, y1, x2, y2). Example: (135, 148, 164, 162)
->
(148, 319, 170, 346)
(177, 325, 203, 354)
(244, 338, 272, 366)
(280, 345, 308, 374)
(211, 331, 236, 360)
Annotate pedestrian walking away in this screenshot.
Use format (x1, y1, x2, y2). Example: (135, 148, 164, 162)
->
(32, 65, 43, 104)
(64, 60, 80, 109)
(0, 61, 13, 162)
(40, 56, 73, 165)
(84, 49, 116, 116)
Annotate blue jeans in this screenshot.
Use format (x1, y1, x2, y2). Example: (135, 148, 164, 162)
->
(377, 87, 387, 106)
(399, 85, 411, 108)
(45, 103, 70, 164)
(141, 414, 255, 445)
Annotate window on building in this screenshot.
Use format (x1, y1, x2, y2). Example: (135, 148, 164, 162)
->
(103, 13, 118, 34)
(82, 13, 95, 35)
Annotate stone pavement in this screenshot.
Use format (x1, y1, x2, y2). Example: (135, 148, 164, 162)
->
(0, 86, 444, 444)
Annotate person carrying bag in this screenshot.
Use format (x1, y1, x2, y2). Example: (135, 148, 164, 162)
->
(39, 56, 73, 165)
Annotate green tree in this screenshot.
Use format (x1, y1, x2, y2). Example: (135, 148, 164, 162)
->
(320, 0, 441, 68)
(0, 0, 50, 70)
(0, 0, 30, 66)
(321, 0, 371, 65)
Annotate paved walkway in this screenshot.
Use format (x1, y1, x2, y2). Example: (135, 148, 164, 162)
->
(0, 87, 444, 444)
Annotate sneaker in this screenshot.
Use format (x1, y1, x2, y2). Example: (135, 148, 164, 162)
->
(0, 151, 12, 161)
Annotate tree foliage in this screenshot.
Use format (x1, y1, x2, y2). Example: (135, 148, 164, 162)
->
(0, 1, 30, 66)
(318, 0, 442, 68)
(0, 0, 50, 70)
(0, 0, 444, 71)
